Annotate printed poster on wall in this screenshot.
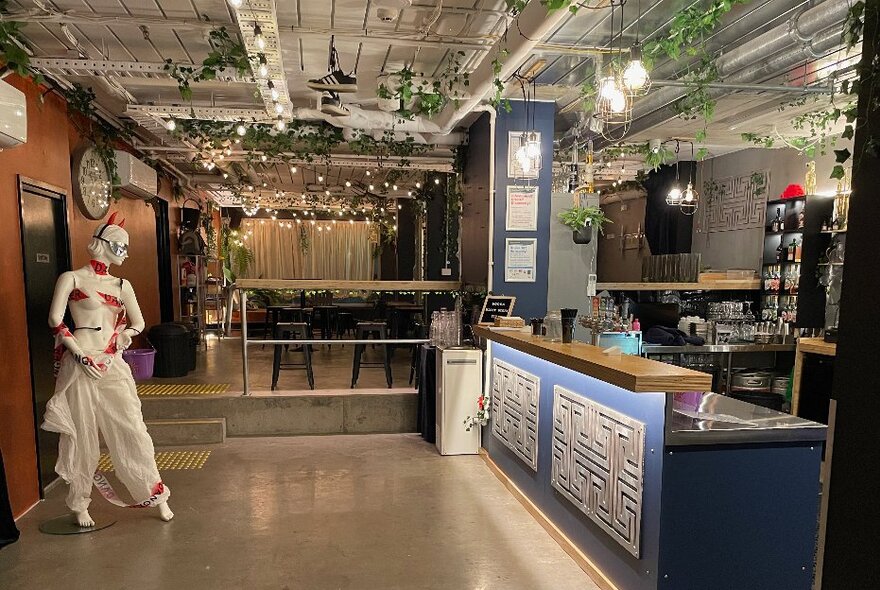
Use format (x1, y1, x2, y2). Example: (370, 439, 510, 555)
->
(506, 186, 538, 231)
(505, 238, 537, 283)
(508, 131, 540, 179)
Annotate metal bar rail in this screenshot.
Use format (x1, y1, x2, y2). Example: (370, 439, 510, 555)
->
(238, 290, 431, 394)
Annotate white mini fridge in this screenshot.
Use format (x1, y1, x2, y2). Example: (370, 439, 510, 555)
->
(435, 346, 483, 455)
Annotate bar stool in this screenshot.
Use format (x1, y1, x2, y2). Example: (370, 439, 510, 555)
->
(313, 304, 338, 344)
(272, 322, 314, 390)
(336, 311, 355, 340)
(351, 322, 392, 388)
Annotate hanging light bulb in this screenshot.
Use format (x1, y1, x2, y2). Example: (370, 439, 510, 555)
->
(274, 102, 284, 115)
(525, 131, 541, 159)
(257, 54, 269, 78)
(165, 119, 176, 131)
(236, 123, 247, 137)
(229, 0, 243, 7)
(415, 181, 421, 188)
(261, 154, 268, 162)
(434, 177, 440, 185)
(345, 181, 351, 187)
(290, 166, 297, 174)
(318, 175, 324, 182)
(253, 24, 266, 51)
(267, 80, 279, 101)
(623, 43, 651, 96)
(369, 184, 375, 191)
(276, 116, 286, 131)
(365, 170, 371, 177)
(666, 185, 683, 205)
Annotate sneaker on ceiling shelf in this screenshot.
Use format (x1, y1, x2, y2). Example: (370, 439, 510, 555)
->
(307, 70, 358, 93)
(321, 92, 350, 117)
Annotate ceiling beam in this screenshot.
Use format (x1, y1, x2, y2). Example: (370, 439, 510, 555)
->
(125, 104, 270, 122)
(29, 57, 250, 81)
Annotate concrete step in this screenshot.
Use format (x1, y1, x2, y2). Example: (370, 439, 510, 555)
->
(146, 418, 226, 446)
(140, 391, 417, 437)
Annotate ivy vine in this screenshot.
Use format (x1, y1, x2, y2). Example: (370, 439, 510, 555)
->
(163, 25, 251, 102)
(377, 51, 470, 118)
(0, 0, 44, 86)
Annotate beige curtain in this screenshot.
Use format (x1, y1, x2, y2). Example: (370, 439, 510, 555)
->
(242, 219, 372, 279)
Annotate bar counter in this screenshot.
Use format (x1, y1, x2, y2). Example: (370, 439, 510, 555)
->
(474, 325, 825, 590)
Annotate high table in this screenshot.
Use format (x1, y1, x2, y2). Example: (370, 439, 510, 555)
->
(474, 326, 825, 590)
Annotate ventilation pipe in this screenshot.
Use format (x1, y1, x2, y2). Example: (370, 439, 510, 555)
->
(435, 1, 575, 134)
(597, 0, 853, 146)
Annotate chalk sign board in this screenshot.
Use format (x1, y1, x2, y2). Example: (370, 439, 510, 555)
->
(478, 295, 517, 325)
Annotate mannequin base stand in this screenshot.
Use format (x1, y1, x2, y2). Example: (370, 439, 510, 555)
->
(39, 514, 116, 535)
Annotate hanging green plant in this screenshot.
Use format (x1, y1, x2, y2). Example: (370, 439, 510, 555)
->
(489, 49, 512, 113)
(0, 1, 44, 86)
(163, 25, 251, 102)
(558, 205, 612, 233)
(376, 52, 470, 119)
(603, 142, 676, 171)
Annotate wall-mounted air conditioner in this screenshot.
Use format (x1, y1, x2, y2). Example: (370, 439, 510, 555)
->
(114, 150, 158, 199)
(0, 80, 27, 149)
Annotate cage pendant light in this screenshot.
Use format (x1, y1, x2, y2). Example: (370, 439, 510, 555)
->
(666, 141, 684, 206)
(593, 2, 633, 140)
(623, 0, 651, 97)
(680, 143, 700, 216)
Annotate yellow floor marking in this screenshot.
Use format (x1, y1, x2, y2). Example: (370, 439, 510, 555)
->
(98, 450, 212, 471)
(137, 383, 230, 396)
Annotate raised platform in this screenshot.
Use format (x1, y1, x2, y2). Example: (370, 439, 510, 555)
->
(141, 389, 418, 437)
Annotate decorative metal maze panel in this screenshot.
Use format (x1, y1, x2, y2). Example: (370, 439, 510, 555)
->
(551, 386, 646, 557)
(491, 359, 540, 471)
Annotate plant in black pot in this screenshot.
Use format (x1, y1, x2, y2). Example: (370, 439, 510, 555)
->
(558, 205, 611, 245)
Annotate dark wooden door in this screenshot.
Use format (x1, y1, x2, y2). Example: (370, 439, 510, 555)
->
(18, 179, 70, 492)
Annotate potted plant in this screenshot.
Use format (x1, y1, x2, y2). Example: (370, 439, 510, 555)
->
(558, 205, 611, 244)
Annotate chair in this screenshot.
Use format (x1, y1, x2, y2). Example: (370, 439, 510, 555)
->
(351, 322, 392, 388)
(336, 311, 355, 340)
(271, 322, 314, 390)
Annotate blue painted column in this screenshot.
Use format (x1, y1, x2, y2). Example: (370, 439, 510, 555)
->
(491, 100, 555, 320)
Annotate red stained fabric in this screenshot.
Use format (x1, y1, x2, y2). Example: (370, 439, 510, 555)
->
(69, 288, 89, 301)
(89, 260, 109, 275)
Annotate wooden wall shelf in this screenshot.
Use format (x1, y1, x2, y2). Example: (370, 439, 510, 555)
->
(596, 279, 760, 291)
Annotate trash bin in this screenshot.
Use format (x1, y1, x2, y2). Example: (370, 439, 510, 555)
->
(148, 323, 190, 377)
(173, 322, 199, 371)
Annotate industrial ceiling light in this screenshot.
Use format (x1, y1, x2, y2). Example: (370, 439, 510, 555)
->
(680, 142, 700, 216)
(253, 24, 266, 51)
(623, 43, 650, 96)
(666, 141, 683, 206)
(525, 131, 541, 159)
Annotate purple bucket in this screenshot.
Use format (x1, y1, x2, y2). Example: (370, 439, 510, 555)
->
(123, 348, 156, 380)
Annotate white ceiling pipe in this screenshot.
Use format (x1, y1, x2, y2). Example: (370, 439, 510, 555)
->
(598, 0, 852, 145)
(434, 1, 574, 133)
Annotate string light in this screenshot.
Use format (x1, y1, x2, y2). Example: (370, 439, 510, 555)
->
(228, 0, 243, 8)
(165, 119, 176, 131)
(276, 117, 286, 131)
(253, 24, 266, 51)
(415, 181, 421, 188)
(257, 54, 269, 78)
(268, 80, 279, 101)
(345, 181, 351, 187)
(434, 178, 440, 185)
(369, 184, 374, 191)
(236, 123, 247, 136)
(290, 166, 297, 174)
(365, 170, 371, 177)
(318, 175, 324, 182)
(274, 102, 284, 115)
(392, 184, 398, 190)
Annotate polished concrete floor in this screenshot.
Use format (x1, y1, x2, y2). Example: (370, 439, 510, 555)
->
(146, 336, 417, 393)
(0, 435, 598, 590)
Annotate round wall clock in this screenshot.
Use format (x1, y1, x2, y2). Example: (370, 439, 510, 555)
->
(72, 144, 112, 220)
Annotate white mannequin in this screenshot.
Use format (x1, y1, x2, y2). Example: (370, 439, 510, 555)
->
(44, 213, 173, 526)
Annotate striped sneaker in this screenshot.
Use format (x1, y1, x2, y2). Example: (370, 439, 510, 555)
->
(307, 69, 358, 93)
(320, 92, 350, 116)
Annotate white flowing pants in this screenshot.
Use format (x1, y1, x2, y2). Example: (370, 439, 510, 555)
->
(42, 351, 169, 512)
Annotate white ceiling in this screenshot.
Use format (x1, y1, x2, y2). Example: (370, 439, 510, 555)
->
(6, 0, 855, 203)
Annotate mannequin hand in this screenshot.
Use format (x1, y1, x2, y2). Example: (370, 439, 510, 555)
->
(74, 354, 104, 380)
(117, 331, 133, 351)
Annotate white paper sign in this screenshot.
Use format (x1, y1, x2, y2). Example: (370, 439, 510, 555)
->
(506, 186, 538, 231)
(505, 238, 537, 283)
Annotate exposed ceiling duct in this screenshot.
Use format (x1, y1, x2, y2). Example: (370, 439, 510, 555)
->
(595, 0, 852, 147)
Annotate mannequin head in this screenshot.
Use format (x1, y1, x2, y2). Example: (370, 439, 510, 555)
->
(88, 212, 130, 266)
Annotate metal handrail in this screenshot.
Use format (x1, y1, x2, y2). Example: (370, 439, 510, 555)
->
(249, 338, 429, 346)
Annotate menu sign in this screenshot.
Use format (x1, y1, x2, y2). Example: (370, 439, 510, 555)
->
(478, 295, 517, 325)
(506, 186, 538, 231)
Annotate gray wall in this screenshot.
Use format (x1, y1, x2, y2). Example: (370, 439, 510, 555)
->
(693, 147, 846, 272)
(548, 192, 598, 339)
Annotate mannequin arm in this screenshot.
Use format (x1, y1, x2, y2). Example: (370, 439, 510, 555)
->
(48, 272, 85, 357)
(118, 280, 145, 347)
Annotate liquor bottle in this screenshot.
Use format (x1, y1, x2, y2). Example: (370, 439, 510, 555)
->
(776, 241, 785, 263)
(771, 208, 783, 232)
(805, 161, 817, 195)
(794, 239, 802, 262)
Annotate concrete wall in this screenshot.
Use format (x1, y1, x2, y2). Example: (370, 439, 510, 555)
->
(693, 147, 846, 272)
(491, 100, 555, 320)
(548, 192, 597, 340)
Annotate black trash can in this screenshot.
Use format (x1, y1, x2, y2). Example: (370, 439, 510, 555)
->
(149, 323, 190, 377)
(173, 322, 199, 371)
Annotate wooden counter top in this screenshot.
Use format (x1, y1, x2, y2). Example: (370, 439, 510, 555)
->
(796, 337, 837, 357)
(474, 326, 712, 393)
(235, 279, 460, 291)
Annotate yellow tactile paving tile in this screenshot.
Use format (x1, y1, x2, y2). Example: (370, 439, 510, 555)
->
(136, 383, 230, 396)
(97, 450, 212, 472)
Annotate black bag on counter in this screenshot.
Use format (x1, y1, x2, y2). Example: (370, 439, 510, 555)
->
(644, 325, 705, 347)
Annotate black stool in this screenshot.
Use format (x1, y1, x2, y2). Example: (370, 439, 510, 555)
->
(272, 322, 314, 390)
(336, 312, 354, 339)
(351, 322, 392, 388)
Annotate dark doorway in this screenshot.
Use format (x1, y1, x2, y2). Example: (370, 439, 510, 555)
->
(17, 177, 71, 493)
(155, 198, 174, 323)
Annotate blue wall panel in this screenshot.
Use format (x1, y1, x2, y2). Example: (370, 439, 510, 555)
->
(492, 100, 555, 320)
(483, 343, 667, 590)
